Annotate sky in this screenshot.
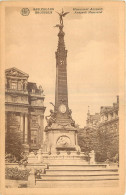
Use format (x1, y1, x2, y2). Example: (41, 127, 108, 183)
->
(5, 4, 120, 127)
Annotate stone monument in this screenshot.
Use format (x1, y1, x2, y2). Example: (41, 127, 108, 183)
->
(28, 9, 87, 164)
(44, 9, 81, 155)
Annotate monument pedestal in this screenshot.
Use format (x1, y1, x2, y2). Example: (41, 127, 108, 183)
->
(28, 149, 89, 165)
(41, 151, 88, 165)
(44, 123, 80, 154)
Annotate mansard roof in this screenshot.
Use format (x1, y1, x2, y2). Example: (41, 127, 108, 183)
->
(5, 67, 29, 78)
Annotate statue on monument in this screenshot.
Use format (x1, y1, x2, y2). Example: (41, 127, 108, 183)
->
(45, 102, 57, 127)
(45, 109, 56, 127)
(55, 9, 69, 27)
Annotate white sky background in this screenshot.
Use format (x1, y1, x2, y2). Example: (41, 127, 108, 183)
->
(5, 5, 119, 127)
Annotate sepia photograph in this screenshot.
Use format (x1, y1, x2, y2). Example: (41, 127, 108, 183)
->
(0, 1, 125, 194)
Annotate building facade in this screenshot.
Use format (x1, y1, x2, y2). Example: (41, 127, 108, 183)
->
(78, 96, 119, 162)
(86, 96, 119, 133)
(98, 96, 119, 161)
(5, 67, 46, 152)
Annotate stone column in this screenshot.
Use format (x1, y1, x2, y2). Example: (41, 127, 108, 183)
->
(20, 113, 23, 132)
(23, 114, 29, 153)
(40, 115, 44, 147)
(20, 113, 24, 143)
(5, 111, 8, 134)
(75, 132, 78, 145)
(8, 79, 11, 88)
(24, 114, 28, 144)
(27, 167, 35, 187)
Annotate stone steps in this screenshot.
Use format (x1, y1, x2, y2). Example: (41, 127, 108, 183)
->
(36, 174, 119, 181)
(34, 163, 119, 187)
(45, 169, 118, 175)
(47, 164, 107, 170)
(34, 179, 119, 188)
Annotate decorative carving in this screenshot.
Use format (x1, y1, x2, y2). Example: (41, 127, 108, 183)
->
(20, 80, 24, 90)
(67, 151, 71, 155)
(39, 85, 44, 93)
(57, 136, 71, 147)
(6, 70, 21, 77)
(49, 102, 55, 107)
(6, 68, 28, 78)
(68, 109, 75, 127)
(59, 104, 66, 113)
(21, 96, 26, 102)
(45, 109, 57, 127)
(23, 80, 27, 91)
(12, 96, 17, 103)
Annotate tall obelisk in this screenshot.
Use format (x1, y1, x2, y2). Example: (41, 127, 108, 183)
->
(45, 10, 80, 154)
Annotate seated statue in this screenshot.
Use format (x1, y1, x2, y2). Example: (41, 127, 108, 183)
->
(45, 109, 57, 127)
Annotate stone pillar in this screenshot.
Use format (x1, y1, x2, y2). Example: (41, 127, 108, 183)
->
(23, 114, 29, 153)
(20, 113, 23, 131)
(5, 111, 8, 134)
(24, 114, 28, 144)
(90, 150, 95, 165)
(20, 113, 24, 143)
(75, 133, 78, 145)
(40, 115, 44, 147)
(27, 167, 35, 187)
(8, 79, 11, 88)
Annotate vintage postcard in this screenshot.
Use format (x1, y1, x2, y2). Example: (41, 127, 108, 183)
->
(0, 1, 125, 195)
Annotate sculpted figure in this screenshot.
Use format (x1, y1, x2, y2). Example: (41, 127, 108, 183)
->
(71, 119, 75, 127)
(68, 109, 75, 127)
(39, 85, 44, 93)
(23, 80, 27, 91)
(56, 9, 69, 25)
(20, 80, 23, 90)
(45, 109, 57, 127)
(68, 109, 72, 116)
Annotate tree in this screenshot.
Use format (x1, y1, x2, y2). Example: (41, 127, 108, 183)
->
(5, 127, 24, 161)
(78, 127, 99, 155)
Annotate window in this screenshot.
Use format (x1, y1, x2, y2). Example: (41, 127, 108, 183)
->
(31, 136, 37, 145)
(18, 82, 22, 90)
(32, 89, 35, 93)
(11, 82, 17, 90)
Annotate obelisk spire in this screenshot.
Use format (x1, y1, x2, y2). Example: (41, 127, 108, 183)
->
(46, 9, 75, 127)
(54, 10, 69, 114)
